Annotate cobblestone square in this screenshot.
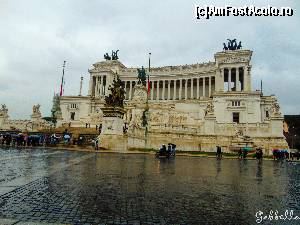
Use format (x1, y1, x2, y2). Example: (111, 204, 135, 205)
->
(0, 148, 300, 225)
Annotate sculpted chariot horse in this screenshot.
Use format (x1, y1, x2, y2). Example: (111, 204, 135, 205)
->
(223, 39, 242, 50)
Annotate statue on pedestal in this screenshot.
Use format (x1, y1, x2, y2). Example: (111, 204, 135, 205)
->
(271, 101, 281, 116)
(137, 66, 147, 86)
(205, 102, 215, 116)
(105, 75, 125, 108)
(99, 75, 127, 151)
(0, 104, 8, 117)
(31, 104, 42, 119)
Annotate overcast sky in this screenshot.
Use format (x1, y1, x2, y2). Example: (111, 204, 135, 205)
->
(0, 0, 299, 119)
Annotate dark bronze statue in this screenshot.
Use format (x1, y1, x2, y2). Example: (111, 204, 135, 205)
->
(237, 41, 242, 49)
(223, 39, 242, 51)
(104, 75, 125, 108)
(137, 66, 147, 86)
(104, 50, 119, 60)
(104, 53, 111, 60)
(111, 50, 119, 60)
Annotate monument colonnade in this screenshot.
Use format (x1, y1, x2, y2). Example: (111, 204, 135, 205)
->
(124, 76, 215, 101)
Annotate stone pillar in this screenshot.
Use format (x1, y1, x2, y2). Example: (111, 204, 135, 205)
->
(179, 79, 182, 100)
(236, 67, 240, 91)
(95, 77, 99, 97)
(173, 80, 176, 100)
(196, 78, 199, 99)
(209, 77, 211, 97)
(191, 78, 194, 99)
(88, 75, 93, 96)
(217, 68, 224, 92)
(129, 81, 132, 100)
(203, 77, 205, 97)
(168, 80, 171, 100)
(156, 80, 160, 100)
(185, 79, 188, 100)
(151, 81, 154, 100)
(98, 77, 101, 97)
(162, 80, 165, 100)
(124, 81, 127, 100)
(245, 66, 251, 91)
(228, 69, 231, 92)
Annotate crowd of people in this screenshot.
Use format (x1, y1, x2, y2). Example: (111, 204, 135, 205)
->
(0, 132, 96, 148)
(156, 143, 176, 157)
(0, 133, 43, 147)
(216, 146, 264, 160)
(216, 146, 300, 161)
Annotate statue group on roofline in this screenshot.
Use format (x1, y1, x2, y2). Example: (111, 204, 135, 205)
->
(104, 75, 126, 108)
(0, 104, 8, 117)
(223, 39, 242, 51)
(104, 50, 119, 60)
(32, 104, 41, 114)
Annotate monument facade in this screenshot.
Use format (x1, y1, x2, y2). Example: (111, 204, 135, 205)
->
(58, 42, 288, 154)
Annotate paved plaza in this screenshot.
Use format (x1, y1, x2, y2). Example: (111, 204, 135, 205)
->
(0, 148, 300, 225)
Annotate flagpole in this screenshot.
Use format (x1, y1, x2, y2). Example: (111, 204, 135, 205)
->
(60, 61, 66, 96)
(148, 53, 151, 98)
(145, 53, 151, 148)
(261, 79, 263, 96)
(148, 53, 151, 72)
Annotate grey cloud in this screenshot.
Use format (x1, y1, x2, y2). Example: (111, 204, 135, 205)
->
(0, 0, 299, 118)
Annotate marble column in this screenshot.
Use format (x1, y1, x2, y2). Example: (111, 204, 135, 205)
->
(94, 77, 98, 97)
(236, 67, 239, 91)
(88, 75, 93, 96)
(185, 79, 188, 100)
(173, 80, 176, 100)
(124, 81, 127, 100)
(168, 80, 171, 100)
(101, 76, 104, 96)
(219, 68, 224, 92)
(151, 81, 154, 100)
(209, 76, 211, 97)
(162, 80, 165, 100)
(191, 78, 194, 99)
(156, 80, 160, 100)
(179, 79, 182, 100)
(196, 78, 199, 99)
(98, 76, 101, 96)
(129, 81, 132, 100)
(202, 77, 205, 97)
(228, 68, 231, 92)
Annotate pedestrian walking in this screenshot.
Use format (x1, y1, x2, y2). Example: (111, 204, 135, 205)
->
(216, 146, 222, 159)
(95, 138, 99, 150)
(238, 148, 243, 159)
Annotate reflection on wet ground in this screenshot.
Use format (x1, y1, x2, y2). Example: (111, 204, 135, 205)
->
(0, 148, 300, 225)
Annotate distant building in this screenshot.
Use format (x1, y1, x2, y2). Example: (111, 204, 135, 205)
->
(0, 104, 52, 132)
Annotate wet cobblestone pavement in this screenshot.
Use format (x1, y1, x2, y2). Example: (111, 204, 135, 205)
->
(0, 148, 300, 225)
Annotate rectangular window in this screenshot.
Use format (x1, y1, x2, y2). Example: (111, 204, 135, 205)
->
(233, 112, 240, 123)
(266, 111, 269, 118)
(70, 104, 78, 109)
(70, 112, 75, 120)
(231, 101, 240, 107)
